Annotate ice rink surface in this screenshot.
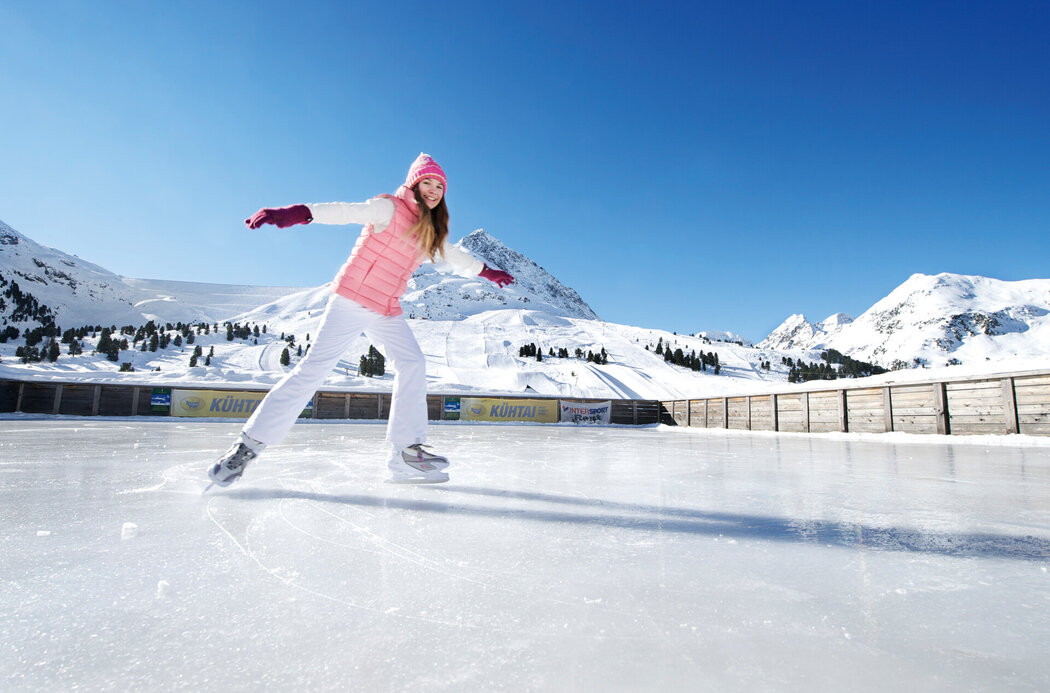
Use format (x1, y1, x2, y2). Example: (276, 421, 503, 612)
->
(2, 417, 1049, 692)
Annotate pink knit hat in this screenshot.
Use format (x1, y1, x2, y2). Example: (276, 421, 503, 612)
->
(404, 153, 447, 192)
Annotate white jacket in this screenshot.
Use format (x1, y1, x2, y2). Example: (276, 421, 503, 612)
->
(307, 197, 484, 277)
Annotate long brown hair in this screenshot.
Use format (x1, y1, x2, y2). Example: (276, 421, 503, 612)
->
(408, 184, 449, 261)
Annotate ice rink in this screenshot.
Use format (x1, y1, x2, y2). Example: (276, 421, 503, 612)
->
(2, 417, 1049, 692)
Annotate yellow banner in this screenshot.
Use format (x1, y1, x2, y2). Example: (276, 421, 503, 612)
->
(171, 389, 312, 419)
(461, 398, 558, 423)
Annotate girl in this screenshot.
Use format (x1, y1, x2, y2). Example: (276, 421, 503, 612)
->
(210, 153, 514, 486)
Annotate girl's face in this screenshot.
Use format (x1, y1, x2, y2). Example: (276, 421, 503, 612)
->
(417, 177, 445, 209)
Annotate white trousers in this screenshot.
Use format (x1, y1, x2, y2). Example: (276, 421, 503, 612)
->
(243, 293, 428, 453)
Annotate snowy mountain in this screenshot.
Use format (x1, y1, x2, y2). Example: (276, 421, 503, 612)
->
(452, 229, 598, 320)
(4, 217, 1050, 400)
(2, 221, 784, 400)
(759, 312, 854, 352)
(826, 273, 1050, 368)
(231, 229, 599, 325)
(0, 218, 308, 328)
(1, 218, 145, 327)
(761, 273, 1050, 368)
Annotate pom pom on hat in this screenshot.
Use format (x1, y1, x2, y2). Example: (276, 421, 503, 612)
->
(404, 153, 447, 192)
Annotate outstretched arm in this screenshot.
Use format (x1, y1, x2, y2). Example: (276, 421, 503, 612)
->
(245, 198, 395, 230)
(439, 242, 515, 288)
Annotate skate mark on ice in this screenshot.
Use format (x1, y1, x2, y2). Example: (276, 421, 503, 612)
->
(205, 495, 644, 638)
(119, 460, 211, 496)
(205, 496, 483, 629)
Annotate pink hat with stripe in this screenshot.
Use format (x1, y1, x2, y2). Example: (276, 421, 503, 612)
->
(404, 153, 447, 192)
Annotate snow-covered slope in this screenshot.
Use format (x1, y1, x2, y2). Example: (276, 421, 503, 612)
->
(694, 330, 755, 347)
(825, 273, 1050, 368)
(1, 219, 144, 326)
(0, 218, 309, 327)
(761, 273, 1050, 368)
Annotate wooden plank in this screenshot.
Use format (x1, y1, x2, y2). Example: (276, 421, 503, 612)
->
(883, 387, 893, 432)
(933, 382, 949, 435)
(1019, 421, 1050, 435)
(838, 390, 848, 432)
(890, 384, 936, 395)
(92, 385, 101, 416)
(952, 422, 1011, 435)
(946, 389, 1004, 404)
(894, 422, 938, 434)
(1013, 374, 1050, 387)
(886, 403, 936, 413)
(946, 380, 1002, 393)
(802, 392, 810, 433)
(890, 393, 937, 407)
(1014, 384, 1050, 400)
(947, 398, 1004, 411)
(777, 411, 806, 432)
(846, 388, 883, 404)
(52, 384, 63, 415)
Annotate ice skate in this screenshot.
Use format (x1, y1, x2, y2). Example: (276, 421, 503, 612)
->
(208, 434, 265, 488)
(387, 443, 450, 484)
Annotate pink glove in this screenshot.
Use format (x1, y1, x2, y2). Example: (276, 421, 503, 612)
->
(479, 263, 514, 288)
(245, 204, 313, 229)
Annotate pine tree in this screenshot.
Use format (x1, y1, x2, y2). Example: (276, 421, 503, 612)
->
(369, 345, 385, 376)
(280, 347, 291, 366)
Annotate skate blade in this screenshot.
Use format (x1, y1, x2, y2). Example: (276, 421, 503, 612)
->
(385, 475, 449, 485)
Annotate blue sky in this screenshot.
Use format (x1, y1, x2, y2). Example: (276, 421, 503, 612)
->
(1, 1, 1047, 340)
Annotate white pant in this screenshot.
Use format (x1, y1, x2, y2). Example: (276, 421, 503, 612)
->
(243, 293, 428, 452)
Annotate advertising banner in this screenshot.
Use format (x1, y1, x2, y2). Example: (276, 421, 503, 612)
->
(559, 401, 612, 425)
(172, 389, 312, 419)
(461, 398, 558, 423)
(150, 388, 172, 414)
(443, 397, 461, 420)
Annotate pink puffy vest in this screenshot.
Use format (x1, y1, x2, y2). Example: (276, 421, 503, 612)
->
(331, 188, 425, 317)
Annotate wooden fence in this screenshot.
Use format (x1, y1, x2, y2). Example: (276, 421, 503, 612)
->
(660, 370, 1050, 436)
(0, 379, 662, 426)
(3, 370, 1048, 436)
